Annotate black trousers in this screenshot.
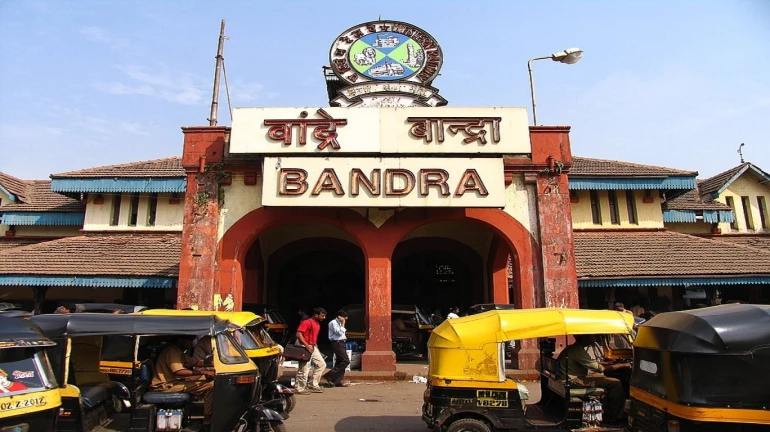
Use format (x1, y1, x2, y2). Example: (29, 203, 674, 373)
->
(325, 340, 350, 385)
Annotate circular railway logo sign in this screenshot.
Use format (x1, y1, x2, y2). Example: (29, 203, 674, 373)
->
(329, 21, 443, 85)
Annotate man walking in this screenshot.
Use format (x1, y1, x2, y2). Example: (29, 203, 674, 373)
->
(295, 307, 327, 394)
(323, 309, 350, 387)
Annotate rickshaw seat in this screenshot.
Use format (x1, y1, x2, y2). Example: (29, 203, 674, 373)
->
(79, 381, 122, 409)
(542, 356, 605, 401)
(143, 392, 191, 405)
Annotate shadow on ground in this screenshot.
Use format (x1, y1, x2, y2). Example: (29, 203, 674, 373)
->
(334, 415, 427, 432)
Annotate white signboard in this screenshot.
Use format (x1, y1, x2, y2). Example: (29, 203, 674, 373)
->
(230, 107, 530, 155)
(262, 157, 505, 207)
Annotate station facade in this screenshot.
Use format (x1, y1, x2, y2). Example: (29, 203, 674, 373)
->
(176, 21, 578, 371)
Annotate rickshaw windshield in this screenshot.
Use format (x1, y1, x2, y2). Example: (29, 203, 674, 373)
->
(0, 347, 57, 396)
(216, 332, 250, 364)
(229, 326, 262, 351)
(247, 325, 275, 348)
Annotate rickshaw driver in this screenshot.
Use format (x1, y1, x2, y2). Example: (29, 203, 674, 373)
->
(151, 335, 215, 429)
(559, 334, 630, 424)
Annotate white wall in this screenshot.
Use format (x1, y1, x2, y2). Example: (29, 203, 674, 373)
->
(84, 192, 183, 231)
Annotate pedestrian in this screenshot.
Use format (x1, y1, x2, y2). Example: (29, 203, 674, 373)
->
(430, 309, 444, 326)
(323, 309, 350, 387)
(295, 307, 327, 395)
(298, 307, 310, 322)
(446, 306, 460, 319)
(614, 302, 626, 313)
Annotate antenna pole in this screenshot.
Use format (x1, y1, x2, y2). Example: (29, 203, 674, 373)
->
(738, 143, 745, 163)
(208, 20, 226, 126)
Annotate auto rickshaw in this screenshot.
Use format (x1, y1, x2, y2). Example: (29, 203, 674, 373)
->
(0, 315, 62, 431)
(628, 304, 770, 432)
(422, 308, 635, 432)
(136, 309, 296, 413)
(242, 305, 291, 346)
(31, 313, 286, 432)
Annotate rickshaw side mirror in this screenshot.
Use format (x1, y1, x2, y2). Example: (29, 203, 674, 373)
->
(204, 354, 214, 366)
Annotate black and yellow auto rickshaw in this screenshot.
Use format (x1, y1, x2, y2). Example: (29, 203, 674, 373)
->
(136, 309, 295, 413)
(31, 313, 286, 432)
(422, 308, 635, 432)
(628, 304, 770, 432)
(0, 315, 62, 432)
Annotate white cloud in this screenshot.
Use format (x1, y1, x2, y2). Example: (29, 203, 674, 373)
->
(79, 26, 132, 51)
(94, 65, 207, 105)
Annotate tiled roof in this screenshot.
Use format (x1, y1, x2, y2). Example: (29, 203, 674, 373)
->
(0, 234, 180, 277)
(51, 157, 184, 178)
(571, 157, 697, 177)
(0, 172, 29, 201)
(664, 183, 731, 211)
(710, 235, 770, 253)
(574, 230, 770, 279)
(699, 163, 770, 196)
(0, 238, 56, 252)
(0, 180, 84, 212)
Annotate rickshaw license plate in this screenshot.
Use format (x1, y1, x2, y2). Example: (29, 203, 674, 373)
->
(476, 390, 508, 408)
(0, 396, 46, 412)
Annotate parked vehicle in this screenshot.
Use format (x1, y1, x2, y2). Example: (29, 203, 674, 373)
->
(0, 315, 62, 431)
(137, 309, 296, 414)
(243, 304, 292, 347)
(31, 313, 286, 432)
(628, 304, 770, 432)
(343, 304, 434, 357)
(422, 308, 634, 432)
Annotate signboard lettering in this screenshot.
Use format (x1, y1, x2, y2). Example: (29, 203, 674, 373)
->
(264, 157, 504, 208)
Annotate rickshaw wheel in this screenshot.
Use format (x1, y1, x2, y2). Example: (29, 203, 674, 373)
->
(261, 421, 287, 432)
(284, 394, 296, 413)
(446, 418, 491, 432)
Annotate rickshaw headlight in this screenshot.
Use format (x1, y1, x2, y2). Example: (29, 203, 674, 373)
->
(233, 375, 257, 384)
(667, 420, 680, 432)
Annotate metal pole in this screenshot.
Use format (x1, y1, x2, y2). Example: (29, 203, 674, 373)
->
(208, 20, 226, 127)
(527, 56, 549, 126)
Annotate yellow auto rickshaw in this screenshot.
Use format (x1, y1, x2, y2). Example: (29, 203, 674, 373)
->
(628, 304, 770, 432)
(422, 308, 634, 432)
(31, 313, 286, 432)
(137, 309, 295, 413)
(0, 314, 62, 432)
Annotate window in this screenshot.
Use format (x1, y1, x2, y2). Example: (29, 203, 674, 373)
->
(110, 194, 122, 226)
(626, 190, 638, 224)
(128, 193, 140, 226)
(725, 197, 737, 230)
(590, 190, 602, 224)
(758, 197, 768, 231)
(741, 196, 754, 230)
(147, 193, 158, 226)
(608, 191, 620, 224)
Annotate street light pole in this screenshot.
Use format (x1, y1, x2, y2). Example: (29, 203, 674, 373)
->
(526, 48, 583, 126)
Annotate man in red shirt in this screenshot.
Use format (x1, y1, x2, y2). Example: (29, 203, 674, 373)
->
(295, 307, 327, 394)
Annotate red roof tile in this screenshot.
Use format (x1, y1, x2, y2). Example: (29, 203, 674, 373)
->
(0, 180, 84, 212)
(51, 157, 184, 178)
(664, 183, 731, 211)
(0, 172, 29, 201)
(571, 157, 697, 177)
(574, 230, 770, 279)
(0, 234, 180, 277)
(709, 235, 770, 253)
(0, 238, 57, 253)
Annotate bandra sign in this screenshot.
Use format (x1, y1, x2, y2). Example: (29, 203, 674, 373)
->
(261, 157, 505, 207)
(229, 107, 531, 154)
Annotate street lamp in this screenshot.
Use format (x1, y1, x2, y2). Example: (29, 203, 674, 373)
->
(527, 47, 583, 125)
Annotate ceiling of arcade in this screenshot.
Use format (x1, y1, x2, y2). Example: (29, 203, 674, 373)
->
(256, 220, 495, 263)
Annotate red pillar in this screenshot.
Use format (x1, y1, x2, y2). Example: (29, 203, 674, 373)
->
(489, 240, 510, 304)
(361, 237, 397, 371)
(177, 126, 227, 310)
(530, 126, 579, 309)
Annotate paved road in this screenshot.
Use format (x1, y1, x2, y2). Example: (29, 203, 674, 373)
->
(283, 379, 542, 432)
(285, 381, 428, 432)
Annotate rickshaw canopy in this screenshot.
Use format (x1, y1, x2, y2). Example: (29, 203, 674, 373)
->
(136, 309, 266, 328)
(634, 303, 770, 354)
(0, 315, 56, 348)
(30, 314, 229, 338)
(430, 308, 634, 350)
(74, 303, 148, 313)
(428, 308, 634, 383)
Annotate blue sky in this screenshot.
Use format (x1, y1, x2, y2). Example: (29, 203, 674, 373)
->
(1, 1, 768, 179)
